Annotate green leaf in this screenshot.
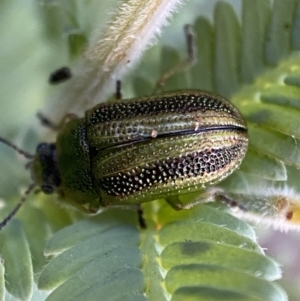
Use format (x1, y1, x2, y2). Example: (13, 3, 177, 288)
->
(18, 206, 51, 279)
(265, 0, 299, 66)
(0, 260, 4, 301)
(35, 203, 284, 301)
(240, 0, 272, 83)
(158, 221, 262, 253)
(39, 211, 140, 290)
(38, 209, 145, 300)
(248, 123, 300, 168)
(172, 286, 268, 301)
(165, 265, 286, 301)
(214, 1, 241, 97)
(239, 149, 287, 181)
(157, 202, 257, 240)
(45, 247, 143, 301)
(161, 242, 278, 280)
(190, 17, 214, 90)
(245, 103, 300, 138)
(0, 220, 33, 301)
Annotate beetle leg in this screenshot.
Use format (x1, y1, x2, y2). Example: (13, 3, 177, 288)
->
(36, 112, 59, 130)
(88, 198, 101, 214)
(58, 195, 99, 214)
(137, 204, 147, 229)
(100, 194, 147, 228)
(67, 201, 95, 214)
(177, 188, 221, 210)
(154, 24, 197, 92)
(217, 193, 247, 211)
(166, 188, 247, 211)
(165, 196, 184, 210)
(166, 187, 233, 210)
(166, 192, 215, 210)
(37, 112, 78, 131)
(115, 80, 122, 100)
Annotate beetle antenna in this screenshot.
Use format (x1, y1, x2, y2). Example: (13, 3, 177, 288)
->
(0, 183, 36, 230)
(0, 137, 34, 159)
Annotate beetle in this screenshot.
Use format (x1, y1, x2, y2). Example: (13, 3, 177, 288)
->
(0, 90, 248, 229)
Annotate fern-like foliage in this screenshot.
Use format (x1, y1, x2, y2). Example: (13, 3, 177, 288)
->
(1, 0, 300, 300)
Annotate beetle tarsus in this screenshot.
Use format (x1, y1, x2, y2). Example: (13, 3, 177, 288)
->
(137, 205, 147, 229)
(115, 80, 122, 100)
(154, 24, 197, 92)
(37, 112, 59, 131)
(218, 194, 247, 212)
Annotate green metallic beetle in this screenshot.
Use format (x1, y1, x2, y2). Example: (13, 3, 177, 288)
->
(0, 90, 248, 228)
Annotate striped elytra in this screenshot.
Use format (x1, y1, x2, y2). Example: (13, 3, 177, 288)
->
(0, 90, 248, 230)
(84, 90, 248, 206)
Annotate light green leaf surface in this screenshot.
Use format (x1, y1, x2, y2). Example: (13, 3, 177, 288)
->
(0, 220, 33, 301)
(248, 123, 300, 168)
(165, 265, 286, 301)
(158, 221, 262, 253)
(161, 242, 278, 280)
(1, 0, 300, 300)
(172, 286, 268, 301)
(39, 218, 140, 290)
(0, 260, 4, 301)
(239, 149, 287, 181)
(157, 202, 257, 240)
(265, 0, 299, 66)
(240, 0, 271, 83)
(213, 2, 241, 97)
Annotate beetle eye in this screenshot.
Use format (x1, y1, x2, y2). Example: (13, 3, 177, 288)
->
(36, 143, 48, 153)
(41, 185, 54, 194)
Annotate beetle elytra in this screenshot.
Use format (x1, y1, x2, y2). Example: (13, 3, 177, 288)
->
(0, 90, 248, 229)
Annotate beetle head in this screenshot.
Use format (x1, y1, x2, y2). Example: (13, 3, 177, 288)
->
(31, 143, 61, 194)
